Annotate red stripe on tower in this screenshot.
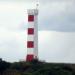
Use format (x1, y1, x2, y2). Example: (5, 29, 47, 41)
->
(28, 15, 34, 21)
(27, 41, 34, 48)
(26, 9, 38, 61)
(28, 28, 34, 35)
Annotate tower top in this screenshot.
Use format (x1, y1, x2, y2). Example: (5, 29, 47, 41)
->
(27, 0, 39, 15)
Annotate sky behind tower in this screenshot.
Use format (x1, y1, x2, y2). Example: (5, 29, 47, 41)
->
(0, 0, 75, 63)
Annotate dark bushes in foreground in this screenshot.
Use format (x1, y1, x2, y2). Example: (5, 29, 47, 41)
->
(0, 59, 75, 75)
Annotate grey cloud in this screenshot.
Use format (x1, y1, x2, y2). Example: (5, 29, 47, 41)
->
(0, 0, 72, 3)
(0, 0, 34, 3)
(0, 39, 26, 62)
(0, 29, 26, 62)
(39, 31, 75, 63)
(38, 1, 75, 32)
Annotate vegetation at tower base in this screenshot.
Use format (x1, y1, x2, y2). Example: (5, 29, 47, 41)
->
(0, 59, 75, 75)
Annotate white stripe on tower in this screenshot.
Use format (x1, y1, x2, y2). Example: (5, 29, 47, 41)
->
(26, 9, 38, 61)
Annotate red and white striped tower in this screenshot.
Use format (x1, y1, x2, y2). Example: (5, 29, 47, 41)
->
(26, 9, 38, 61)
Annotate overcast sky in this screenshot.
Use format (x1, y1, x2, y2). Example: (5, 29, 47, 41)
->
(0, 0, 75, 63)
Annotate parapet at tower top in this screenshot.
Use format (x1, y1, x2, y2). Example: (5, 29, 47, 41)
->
(28, 9, 38, 15)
